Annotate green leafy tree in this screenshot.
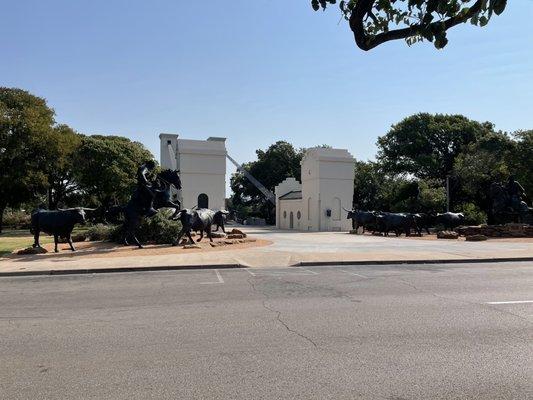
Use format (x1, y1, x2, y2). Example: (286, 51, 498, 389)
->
(44, 124, 83, 208)
(353, 160, 447, 213)
(352, 160, 384, 210)
(417, 179, 446, 213)
(453, 131, 514, 217)
(230, 141, 305, 223)
(377, 113, 495, 182)
(0, 88, 55, 233)
(312, 0, 507, 51)
(509, 130, 533, 201)
(73, 135, 155, 207)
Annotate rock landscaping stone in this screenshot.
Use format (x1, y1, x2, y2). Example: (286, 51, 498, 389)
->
(465, 234, 488, 242)
(456, 224, 533, 238)
(437, 231, 459, 239)
(17, 246, 48, 255)
(227, 234, 245, 239)
(229, 229, 247, 238)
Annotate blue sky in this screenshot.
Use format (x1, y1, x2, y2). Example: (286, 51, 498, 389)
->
(2, 0, 532, 193)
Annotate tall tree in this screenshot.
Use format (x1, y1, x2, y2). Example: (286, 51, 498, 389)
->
(453, 131, 514, 216)
(313, 0, 507, 51)
(44, 124, 83, 208)
(230, 141, 305, 223)
(509, 130, 533, 201)
(0, 88, 55, 233)
(73, 135, 155, 206)
(377, 113, 495, 182)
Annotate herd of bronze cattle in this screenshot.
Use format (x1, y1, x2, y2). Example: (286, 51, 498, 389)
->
(345, 210, 465, 237)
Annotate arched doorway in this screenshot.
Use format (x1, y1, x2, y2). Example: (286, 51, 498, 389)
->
(289, 211, 294, 229)
(198, 193, 209, 209)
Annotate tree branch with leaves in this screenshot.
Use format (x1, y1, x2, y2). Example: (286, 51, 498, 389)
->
(312, 0, 507, 50)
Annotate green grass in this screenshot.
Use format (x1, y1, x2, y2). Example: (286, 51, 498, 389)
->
(0, 227, 89, 257)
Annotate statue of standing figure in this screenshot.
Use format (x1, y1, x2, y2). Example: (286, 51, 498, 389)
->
(490, 176, 532, 224)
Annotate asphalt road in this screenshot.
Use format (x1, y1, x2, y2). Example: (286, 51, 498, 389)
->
(1, 262, 532, 400)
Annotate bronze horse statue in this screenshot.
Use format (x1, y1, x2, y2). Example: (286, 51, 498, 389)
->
(109, 169, 182, 248)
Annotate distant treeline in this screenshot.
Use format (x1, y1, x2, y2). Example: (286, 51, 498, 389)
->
(2, 87, 531, 232)
(0, 87, 154, 232)
(230, 114, 532, 225)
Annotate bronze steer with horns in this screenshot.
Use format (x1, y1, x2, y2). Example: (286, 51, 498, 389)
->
(31, 208, 94, 252)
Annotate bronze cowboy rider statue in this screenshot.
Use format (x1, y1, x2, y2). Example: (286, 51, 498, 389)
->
(506, 175, 530, 214)
(134, 160, 159, 217)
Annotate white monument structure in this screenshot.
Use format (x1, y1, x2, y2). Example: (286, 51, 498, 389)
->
(159, 133, 227, 210)
(275, 147, 355, 231)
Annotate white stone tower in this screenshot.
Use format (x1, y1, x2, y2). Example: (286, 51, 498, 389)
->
(301, 148, 355, 231)
(275, 147, 355, 232)
(159, 133, 227, 210)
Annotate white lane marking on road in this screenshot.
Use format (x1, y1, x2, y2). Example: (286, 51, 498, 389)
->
(299, 268, 319, 275)
(215, 269, 224, 283)
(200, 269, 224, 284)
(340, 270, 368, 278)
(245, 268, 317, 277)
(485, 300, 533, 305)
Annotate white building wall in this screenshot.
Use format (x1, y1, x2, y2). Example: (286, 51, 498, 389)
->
(275, 177, 302, 228)
(278, 200, 304, 230)
(159, 134, 227, 211)
(277, 147, 355, 232)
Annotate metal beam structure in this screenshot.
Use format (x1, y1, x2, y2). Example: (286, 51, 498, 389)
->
(226, 154, 276, 205)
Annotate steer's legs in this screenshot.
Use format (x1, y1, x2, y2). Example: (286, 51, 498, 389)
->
(33, 230, 40, 248)
(186, 231, 195, 244)
(172, 229, 184, 246)
(67, 234, 76, 251)
(197, 230, 204, 242)
(132, 234, 143, 249)
(206, 225, 213, 242)
(53, 234, 59, 253)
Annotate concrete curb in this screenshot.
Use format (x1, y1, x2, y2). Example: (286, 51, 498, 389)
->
(297, 257, 533, 267)
(0, 263, 243, 277)
(1, 257, 532, 277)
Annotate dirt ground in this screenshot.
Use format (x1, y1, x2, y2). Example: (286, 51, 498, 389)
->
(9, 236, 272, 260)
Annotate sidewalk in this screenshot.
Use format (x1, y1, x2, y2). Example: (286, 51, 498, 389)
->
(1, 226, 532, 275)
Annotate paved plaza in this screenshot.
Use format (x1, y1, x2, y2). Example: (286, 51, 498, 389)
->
(1, 226, 532, 275)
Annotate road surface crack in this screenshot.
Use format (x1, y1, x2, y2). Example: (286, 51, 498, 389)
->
(247, 277, 318, 348)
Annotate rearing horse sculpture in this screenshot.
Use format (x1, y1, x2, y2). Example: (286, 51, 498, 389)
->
(112, 169, 182, 248)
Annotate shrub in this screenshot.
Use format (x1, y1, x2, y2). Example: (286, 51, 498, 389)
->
(108, 210, 182, 245)
(3, 209, 31, 229)
(86, 223, 118, 241)
(457, 203, 487, 225)
(135, 211, 182, 244)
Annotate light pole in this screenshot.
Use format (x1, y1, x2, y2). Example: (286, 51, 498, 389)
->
(446, 175, 451, 212)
